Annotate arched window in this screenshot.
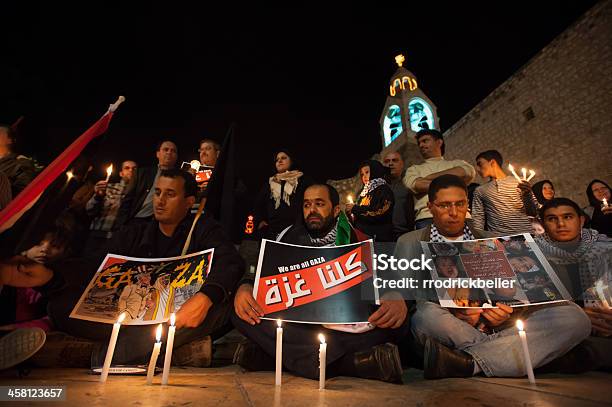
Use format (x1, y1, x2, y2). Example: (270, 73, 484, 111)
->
(383, 104, 403, 146)
(408, 98, 434, 132)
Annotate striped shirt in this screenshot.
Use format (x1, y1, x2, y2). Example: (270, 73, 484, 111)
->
(471, 175, 538, 234)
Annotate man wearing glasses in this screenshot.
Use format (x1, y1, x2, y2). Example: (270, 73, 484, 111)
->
(394, 175, 591, 380)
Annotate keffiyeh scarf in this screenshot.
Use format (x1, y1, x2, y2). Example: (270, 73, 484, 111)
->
(269, 170, 303, 209)
(359, 178, 386, 198)
(429, 223, 475, 242)
(535, 229, 612, 301)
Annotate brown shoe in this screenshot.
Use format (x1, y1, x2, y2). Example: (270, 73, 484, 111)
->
(423, 337, 474, 380)
(172, 336, 212, 367)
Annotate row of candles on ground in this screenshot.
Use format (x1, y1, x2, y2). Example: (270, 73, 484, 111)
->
(100, 315, 550, 388)
(99, 312, 176, 385)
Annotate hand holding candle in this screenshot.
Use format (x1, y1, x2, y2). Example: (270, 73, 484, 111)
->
(347, 194, 354, 205)
(516, 320, 536, 385)
(146, 324, 163, 385)
(161, 314, 176, 385)
(318, 334, 327, 390)
(276, 319, 283, 386)
(100, 312, 126, 383)
(105, 164, 113, 183)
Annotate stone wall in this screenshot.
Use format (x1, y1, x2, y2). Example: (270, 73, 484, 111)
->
(443, 1, 612, 207)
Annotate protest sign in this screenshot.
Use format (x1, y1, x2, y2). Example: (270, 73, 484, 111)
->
(70, 249, 213, 324)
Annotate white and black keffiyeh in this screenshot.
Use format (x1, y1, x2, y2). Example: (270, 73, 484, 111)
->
(309, 223, 338, 247)
(429, 223, 475, 242)
(359, 178, 386, 198)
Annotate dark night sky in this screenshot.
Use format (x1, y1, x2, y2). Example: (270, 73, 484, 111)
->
(1, 2, 598, 200)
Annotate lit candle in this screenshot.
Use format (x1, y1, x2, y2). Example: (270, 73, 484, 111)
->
(100, 312, 126, 383)
(508, 164, 521, 182)
(318, 334, 327, 390)
(595, 280, 610, 309)
(161, 314, 176, 385)
(347, 194, 354, 204)
(526, 169, 536, 182)
(521, 167, 527, 181)
(105, 164, 113, 183)
(146, 324, 163, 385)
(603, 198, 609, 209)
(66, 170, 74, 181)
(275, 319, 283, 386)
(190, 160, 201, 171)
(516, 320, 536, 385)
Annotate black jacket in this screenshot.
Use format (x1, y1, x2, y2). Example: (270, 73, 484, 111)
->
(353, 184, 395, 242)
(115, 166, 159, 228)
(48, 211, 244, 305)
(0, 153, 36, 198)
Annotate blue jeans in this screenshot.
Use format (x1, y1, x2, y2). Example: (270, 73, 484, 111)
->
(414, 218, 433, 230)
(411, 301, 591, 377)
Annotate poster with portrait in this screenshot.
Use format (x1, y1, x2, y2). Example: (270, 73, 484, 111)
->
(253, 239, 378, 324)
(70, 249, 214, 325)
(421, 234, 571, 308)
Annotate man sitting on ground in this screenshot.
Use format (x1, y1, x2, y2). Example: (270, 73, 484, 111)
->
(232, 184, 409, 383)
(395, 175, 591, 379)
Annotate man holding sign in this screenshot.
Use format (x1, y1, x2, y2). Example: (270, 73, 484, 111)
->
(396, 175, 591, 379)
(232, 184, 408, 383)
(0, 169, 244, 368)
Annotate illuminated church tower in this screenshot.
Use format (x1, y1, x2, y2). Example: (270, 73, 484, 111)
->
(379, 54, 440, 160)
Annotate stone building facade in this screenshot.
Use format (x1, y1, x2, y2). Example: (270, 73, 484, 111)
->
(444, 1, 611, 207)
(330, 1, 611, 208)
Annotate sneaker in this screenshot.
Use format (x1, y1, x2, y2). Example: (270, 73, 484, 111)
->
(172, 336, 212, 367)
(0, 328, 46, 370)
(30, 331, 95, 368)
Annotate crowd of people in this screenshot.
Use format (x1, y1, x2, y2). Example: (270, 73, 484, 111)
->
(0, 123, 610, 384)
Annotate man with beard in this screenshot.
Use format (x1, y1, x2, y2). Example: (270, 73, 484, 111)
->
(231, 184, 409, 383)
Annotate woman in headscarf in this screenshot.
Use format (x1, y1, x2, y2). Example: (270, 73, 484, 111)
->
(532, 180, 555, 206)
(346, 160, 394, 241)
(254, 149, 312, 239)
(584, 179, 612, 237)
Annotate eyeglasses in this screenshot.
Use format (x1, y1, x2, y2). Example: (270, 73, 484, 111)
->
(432, 200, 468, 211)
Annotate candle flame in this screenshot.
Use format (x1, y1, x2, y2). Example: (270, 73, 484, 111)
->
(106, 164, 113, 177)
(318, 333, 325, 344)
(190, 160, 201, 170)
(516, 319, 524, 331)
(170, 313, 176, 327)
(347, 194, 354, 204)
(603, 198, 609, 207)
(117, 312, 126, 324)
(66, 170, 74, 180)
(277, 319, 282, 328)
(156, 324, 163, 342)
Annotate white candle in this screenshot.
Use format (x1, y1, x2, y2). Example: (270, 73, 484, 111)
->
(508, 164, 521, 182)
(146, 324, 163, 385)
(521, 168, 527, 181)
(318, 334, 327, 390)
(105, 164, 113, 183)
(275, 319, 283, 386)
(161, 314, 176, 385)
(526, 169, 536, 182)
(595, 280, 611, 309)
(100, 312, 126, 383)
(516, 320, 536, 385)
